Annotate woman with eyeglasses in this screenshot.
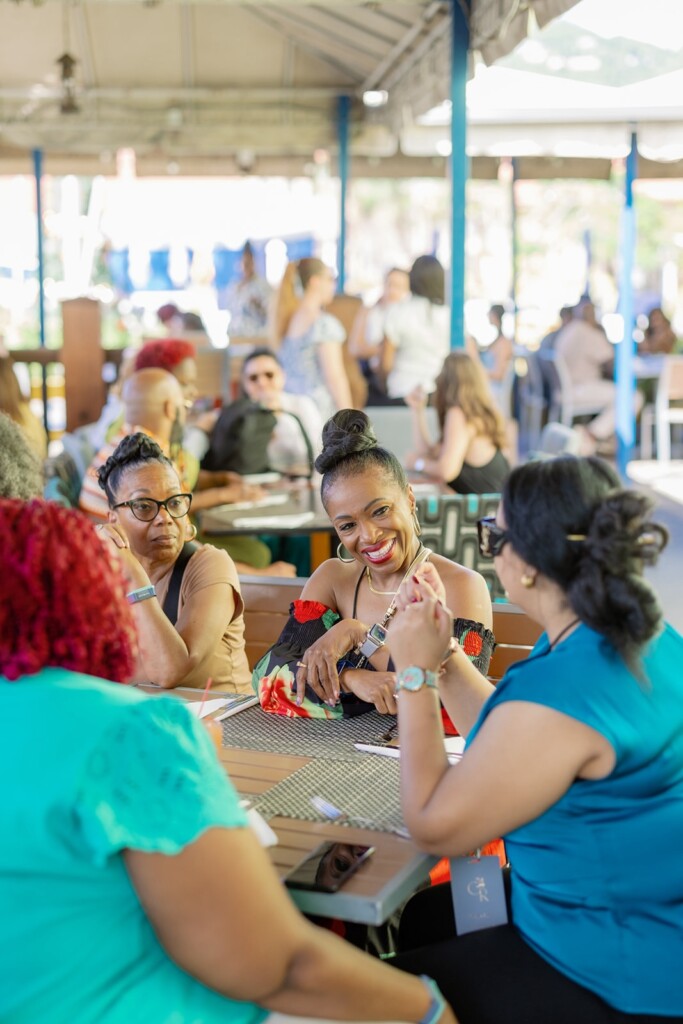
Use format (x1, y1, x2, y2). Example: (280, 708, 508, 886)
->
(384, 456, 683, 1024)
(96, 432, 251, 692)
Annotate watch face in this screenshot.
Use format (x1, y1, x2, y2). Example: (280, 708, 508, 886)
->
(399, 667, 426, 691)
(368, 623, 387, 644)
(397, 667, 437, 691)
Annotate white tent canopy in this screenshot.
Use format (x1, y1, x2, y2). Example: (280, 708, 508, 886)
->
(0, 0, 577, 175)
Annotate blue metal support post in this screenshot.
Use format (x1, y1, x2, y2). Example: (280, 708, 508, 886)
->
(616, 132, 638, 475)
(33, 148, 49, 432)
(511, 157, 519, 336)
(449, 0, 470, 349)
(336, 95, 350, 293)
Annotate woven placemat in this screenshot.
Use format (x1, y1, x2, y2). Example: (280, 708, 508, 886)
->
(252, 756, 405, 834)
(222, 704, 397, 761)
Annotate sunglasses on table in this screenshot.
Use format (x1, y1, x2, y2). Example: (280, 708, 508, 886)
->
(477, 516, 509, 558)
(113, 493, 193, 522)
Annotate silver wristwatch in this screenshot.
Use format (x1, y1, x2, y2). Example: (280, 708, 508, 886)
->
(358, 622, 388, 660)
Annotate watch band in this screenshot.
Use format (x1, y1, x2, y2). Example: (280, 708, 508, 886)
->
(127, 585, 156, 605)
(358, 624, 387, 660)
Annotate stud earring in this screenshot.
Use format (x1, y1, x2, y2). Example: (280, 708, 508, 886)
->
(520, 573, 535, 588)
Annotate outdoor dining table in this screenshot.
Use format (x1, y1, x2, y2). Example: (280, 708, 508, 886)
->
(140, 686, 437, 926)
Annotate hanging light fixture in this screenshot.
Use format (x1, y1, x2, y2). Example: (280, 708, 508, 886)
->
(57, 3, 79, 114)
(57, 52, 79, 114)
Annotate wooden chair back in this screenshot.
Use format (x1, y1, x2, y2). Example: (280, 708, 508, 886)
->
(240, 575, 308, 670)
(488, 603, 542, 681)
(239, 574, 541, 679)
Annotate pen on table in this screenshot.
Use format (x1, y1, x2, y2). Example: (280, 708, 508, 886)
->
(198, 676, 214, 717)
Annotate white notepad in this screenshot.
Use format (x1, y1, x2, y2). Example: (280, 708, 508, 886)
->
(231, 511, 316, 529)
(184, 694, 258, 720)
(213, 493, 290, 513)
(354, 734, 465, 764)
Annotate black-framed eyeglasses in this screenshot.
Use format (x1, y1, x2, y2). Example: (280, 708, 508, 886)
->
(477, 516, 509, 558)
(113, 493, 193, 522)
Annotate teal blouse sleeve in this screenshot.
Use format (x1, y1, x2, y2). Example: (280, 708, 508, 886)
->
(74, 697, 248, 865)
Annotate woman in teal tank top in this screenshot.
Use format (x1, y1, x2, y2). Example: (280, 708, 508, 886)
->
(0, 498, 453, 1024)
(387, 456, 683, 1023)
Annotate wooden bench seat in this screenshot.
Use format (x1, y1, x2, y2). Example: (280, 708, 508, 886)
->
(239, 576, 542, 681)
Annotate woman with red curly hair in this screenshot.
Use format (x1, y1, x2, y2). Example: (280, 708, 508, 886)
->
(134, 338, 199, 405)
(0, 498, 136, 682)
(0, 499, 455, 1024)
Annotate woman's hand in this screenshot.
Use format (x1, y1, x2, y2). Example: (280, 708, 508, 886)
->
(295, 619, 367, 707)
(404, 385, 427, 410)
(389, 594, 452, 674)
(395, 561, 449, 611)
(219, 482, 266, 504)
(342, 669, 397, 715)
(96, 522, 149, 589)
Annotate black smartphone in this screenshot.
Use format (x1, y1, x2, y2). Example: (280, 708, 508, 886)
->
(284, 841, 375, 893)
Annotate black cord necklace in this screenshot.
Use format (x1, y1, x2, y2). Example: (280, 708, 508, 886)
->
(549, 616, 581, 650)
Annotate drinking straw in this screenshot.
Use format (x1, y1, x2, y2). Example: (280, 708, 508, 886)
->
(197, 676, 214, 717)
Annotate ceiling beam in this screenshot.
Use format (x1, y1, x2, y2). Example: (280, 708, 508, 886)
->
(361, 1, 444, 92)
(245, 7, 364, 84)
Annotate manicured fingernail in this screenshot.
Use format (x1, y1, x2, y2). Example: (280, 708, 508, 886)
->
(412, 575, 420, 583)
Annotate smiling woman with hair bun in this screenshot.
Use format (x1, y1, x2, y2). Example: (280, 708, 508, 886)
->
(253, 408, 494, 719)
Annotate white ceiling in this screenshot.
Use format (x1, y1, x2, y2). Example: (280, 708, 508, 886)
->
(0, 0, 578, 175)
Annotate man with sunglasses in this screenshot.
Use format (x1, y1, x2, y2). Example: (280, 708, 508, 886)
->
(241, 348, 322, 478)
(202, 348, 322, 480)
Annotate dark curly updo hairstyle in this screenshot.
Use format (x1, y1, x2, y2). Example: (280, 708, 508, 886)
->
(502, 456, 668, 674)
(97, 432, 175, 506)
(316, 409, 407, 506)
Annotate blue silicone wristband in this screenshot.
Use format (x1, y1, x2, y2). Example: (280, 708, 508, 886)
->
(127, 585, 156, 605)
(418, 976, 446, 1024)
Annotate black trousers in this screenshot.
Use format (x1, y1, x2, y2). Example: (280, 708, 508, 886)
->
(392, 885, 683, 1024)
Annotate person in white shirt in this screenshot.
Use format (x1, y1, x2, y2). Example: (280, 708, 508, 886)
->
(381, 256, 450, 400)
(224, 242, 272, 338)
(556, 299, 642, 450)
(348, 268, 410, 406)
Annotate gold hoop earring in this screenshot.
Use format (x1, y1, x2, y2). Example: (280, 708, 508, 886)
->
(520, 573, 535, 589)
(188, 523, 198, 541)
(412, 509, 422, 537)
(336, 542, 355, 563)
